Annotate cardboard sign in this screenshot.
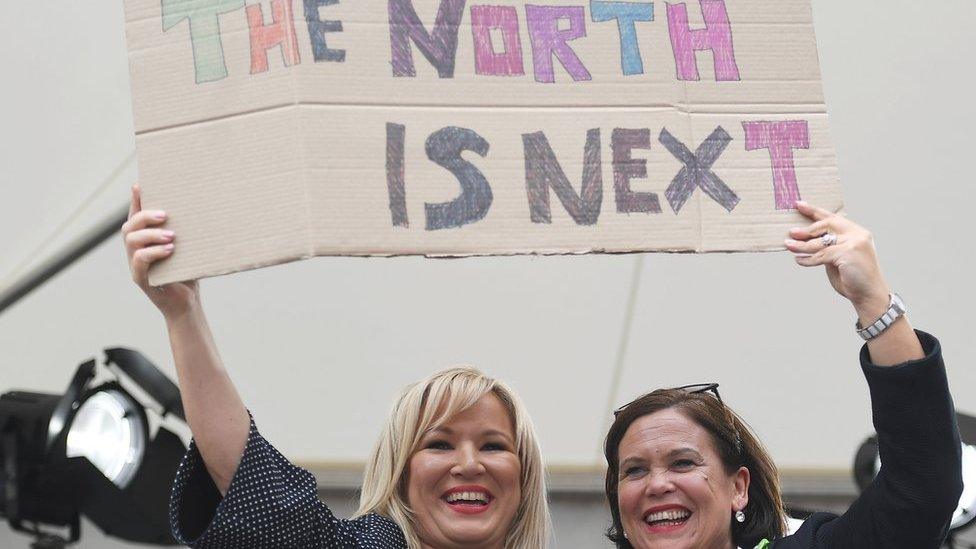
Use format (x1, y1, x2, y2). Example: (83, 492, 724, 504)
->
(123, 0, 842, 285)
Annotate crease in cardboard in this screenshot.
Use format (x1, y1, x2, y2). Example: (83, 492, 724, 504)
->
(137, 103, 831, 137)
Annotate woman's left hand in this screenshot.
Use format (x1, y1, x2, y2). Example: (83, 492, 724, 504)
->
(785, 201, 891, 318)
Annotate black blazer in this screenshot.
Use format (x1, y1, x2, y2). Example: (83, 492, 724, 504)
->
(770, 331, 962, 549)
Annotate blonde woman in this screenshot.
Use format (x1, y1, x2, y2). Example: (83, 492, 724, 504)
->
(122, 185, 551, 549)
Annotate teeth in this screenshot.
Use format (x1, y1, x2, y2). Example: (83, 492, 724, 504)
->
(446, 491, 489, 503)
(645, 509, 690, 523)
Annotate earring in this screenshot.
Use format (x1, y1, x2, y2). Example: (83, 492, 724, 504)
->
(623, 531, 629, 539)
(735, 510, 746, 523)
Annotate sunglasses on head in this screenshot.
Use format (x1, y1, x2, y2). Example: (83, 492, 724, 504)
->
(613, 382, 742, 454)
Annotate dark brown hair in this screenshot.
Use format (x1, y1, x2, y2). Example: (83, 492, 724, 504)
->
(603, 389, 786, 548)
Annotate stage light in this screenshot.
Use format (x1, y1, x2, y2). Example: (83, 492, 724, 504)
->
(0, 349, 187, 548)
(65, 388, 147, 489)
(854, 412, 976, 546)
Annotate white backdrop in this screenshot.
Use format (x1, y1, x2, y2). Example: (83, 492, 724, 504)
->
(1, 1, 975, 546)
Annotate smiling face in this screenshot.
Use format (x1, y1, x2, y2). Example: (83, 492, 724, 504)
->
(407, 393, 521, 549)
(616, 408, 749, 549)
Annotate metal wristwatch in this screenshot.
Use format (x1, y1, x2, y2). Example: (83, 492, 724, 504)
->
(856, 293, 906, 341)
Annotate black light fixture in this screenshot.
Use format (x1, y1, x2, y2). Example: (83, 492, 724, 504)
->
(854, 412, 976, 548)
(0, 348, 187, 548)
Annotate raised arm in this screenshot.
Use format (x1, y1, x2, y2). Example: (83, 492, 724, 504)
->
(122, 184, 249, 495)
(785, 201, 924, 365)
(782, 201, 962, 548)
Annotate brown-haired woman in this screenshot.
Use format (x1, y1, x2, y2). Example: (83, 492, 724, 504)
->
(603, 202, 963, 549)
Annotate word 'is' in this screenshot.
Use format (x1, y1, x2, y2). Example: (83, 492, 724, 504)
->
(164, 0, 742, 84)
(386, 121, 809, 230)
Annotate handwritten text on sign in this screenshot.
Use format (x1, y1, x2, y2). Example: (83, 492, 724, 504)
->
(169, 0, 742, 83)
(127, 0, 839, 283)
(160, 0, 810, 230)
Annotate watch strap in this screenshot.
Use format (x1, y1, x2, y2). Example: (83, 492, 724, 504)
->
(856, 293, 906, 341)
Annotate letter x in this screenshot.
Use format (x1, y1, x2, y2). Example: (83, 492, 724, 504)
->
(659, 126, 739, 213)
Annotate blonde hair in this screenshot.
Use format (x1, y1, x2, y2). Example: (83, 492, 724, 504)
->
(355, 366, 551, 548)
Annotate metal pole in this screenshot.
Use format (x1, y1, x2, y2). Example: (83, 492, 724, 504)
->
(0, 204, 129, 315)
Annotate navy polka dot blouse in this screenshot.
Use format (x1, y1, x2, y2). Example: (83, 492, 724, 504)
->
(169, 415, 408, 548)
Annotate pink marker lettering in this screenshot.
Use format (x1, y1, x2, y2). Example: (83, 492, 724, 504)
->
(471, 5, 525, 76)
(666, 0, 739, 81)
(743, 120, 811, 210)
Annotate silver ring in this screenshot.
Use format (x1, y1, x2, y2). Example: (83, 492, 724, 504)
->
(820, 232, 838, 247)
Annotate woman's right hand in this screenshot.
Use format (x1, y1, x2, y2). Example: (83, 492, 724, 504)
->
(122, 184, 200, 319)
(124, 186, 249, 495)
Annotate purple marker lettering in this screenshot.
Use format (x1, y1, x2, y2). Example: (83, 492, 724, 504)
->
(389, 0, 466, 78)
(523, 129, 603, 224)
(386, 123, 409, 227)
(526, 5, 592, 83)
(612, 128, 661, 214)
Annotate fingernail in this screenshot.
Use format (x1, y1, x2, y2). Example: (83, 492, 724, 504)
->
(152, 211, 167, 220)
(163, 244, 174, 252)
(162, 230, 175, 238)
(784, 239, 797, 246)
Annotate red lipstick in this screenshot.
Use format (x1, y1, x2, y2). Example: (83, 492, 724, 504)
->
(641, 504, 692, 534)
(441, 485, 494, 515)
